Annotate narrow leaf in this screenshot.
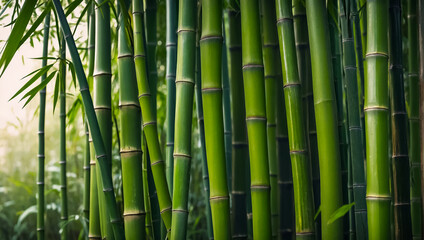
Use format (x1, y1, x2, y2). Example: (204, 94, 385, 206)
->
(327, 202, 355, 225)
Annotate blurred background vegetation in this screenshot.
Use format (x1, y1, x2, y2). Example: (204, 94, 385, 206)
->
(0, 0, 209, 239)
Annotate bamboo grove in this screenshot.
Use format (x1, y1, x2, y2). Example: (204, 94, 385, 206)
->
(5, 0, 424, 239)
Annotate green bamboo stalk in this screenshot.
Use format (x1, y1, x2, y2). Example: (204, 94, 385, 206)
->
(359, 0, 367, 57)
(142, 135, 154, 239)
(329, 1, 349, 237)
(59, 33, 68, 240)
(195, 6, 214, 237)
(240, 0, 272, 238)
(93, 1, 114, 237)
(222, 33, 232, 192)
(305, 0, 344, 238)
(52, 1, 124, 238)
(275, 0, 316, 239)
(165, 0, 177, 196)
(132, 0, 172, 232)
(259, 0, 279, 238)
(339, 0, 368, 239)
(37, 10, 50, 240)
(388, 0, 413, 238)
(364, 1, 391, 239)
(408, 1, 423, 238)
(199, 1, 232, 239)
(169, 0, 197, 238)
(224, 1, 249, 238)
(292, 0, 321, 237)
(118, 1, 146, 238)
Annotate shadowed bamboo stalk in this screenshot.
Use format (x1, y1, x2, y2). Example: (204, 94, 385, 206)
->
(389, 0, 413, 238)
(169, 0, 197, 238)
(142, 135, 154, 239)
(224, 1, 249, 238)
(364, 1, 391, 239)
(305, 0, 343, 238)
(276, 0, 315, 239)
(407, 1, 423, 238)
(240, 0, 272, 238)
(419, 0, 424, 235)
(222, 33, 232, 192)
(118, 0, 146, 237)
(59, 33, 68, 240)
(339, 0, 368, 239)
(165, 0, 177, 196)
(132, 0, 173, 232)
(51, 1, 124, 238)
(260, 0, 279, 237)
(37, 10, 50, 240)
(200, 0, 231, 239)
(195, 5, 213, 237)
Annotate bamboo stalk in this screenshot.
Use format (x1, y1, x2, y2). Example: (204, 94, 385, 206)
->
(259, 0, 279, 238)
(305, 0, 344, 238)
(52, 1, 125, 238)
(407, 1, 423, 238)
(165, 0, 177, 196)
(199, 0, 232, 239)
(388, 0, 413, 238)
(37, 10, 50, 240)
(224, 1, 249, 238)
(142, 135, 154, 239)
(222, 32, 232, 192)
(339, 0, 368, 239)
(276, 0, 316, 239)
(118, 1, 146, 238)
(364, 1, 391, 239)
(59, 33, 68, 240)
(240, 0, 272, 238)
(419, 0, 424, 235)
(195, 5, 213, 237)
(132, 0, 173, 232)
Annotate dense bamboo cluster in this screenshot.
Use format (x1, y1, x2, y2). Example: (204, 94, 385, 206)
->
(4, 0, 424, 239)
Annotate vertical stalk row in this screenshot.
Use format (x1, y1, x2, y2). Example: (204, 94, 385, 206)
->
(419, 0, 424, 235)
(305, 0, 344, 238)
(240, 0, 272, 238)
(132, 0, 172, 231)
(364, 1, 390, 239)
(276, 0, 316, 239)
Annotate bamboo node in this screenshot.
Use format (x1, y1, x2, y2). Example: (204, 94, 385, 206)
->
(246, 116, 266, 121)
(93, 72, 112, 77)
(209, 195, 229, 201)
(60, 216, 68, 220)
(276, 17, 293, 24)
(83, 166, 90, 170)
(295, 42, 309, 49)
(37, 228, 45, 232)
(151, 160, 165, 166)
(348, 126, 361, 131)
(88, 235, 102, 240)
(231, 191, 245, 195)
(94, 106, 112, 111)
(110, 218, 122, 223)
(393, 202, 411, 206)
(408, 72, 418, 77)
(365, 52, 389, 58)
(90, 161, 96, 165)
(138, 93, 151, 99)
(390, 64, 402, 70)
(80, 87, 89, 93)
(251, 185, 270, 190)
(166, 142, 174, 146)
(177, 29, 196, 33)
(342, 38, 354, 43)
(263, 43, 278, 48)
(344, 66, 356, 71)
(96, 154, 107, 160)
(242, 64, 263, 70)
(283, 82, 301, 88)
(38, 154, 45, 158)
(201, 87, 222, 93)
(37, 181, 45, 185)
(289, 149, 308, 155)
(120, 149, 142, 154)
(200, 35, 223, 42)
(134, 54, 146, 59)
(175, 79, 195, 84)
(366, 195, 391, 201)
(103, 187, 113, 193)
(232, 142, 248, 147)
(392, 154, 408, 158)
(165, 43, 176, 47)
(363, 106, 389, 111)
(142, 121, 157, 127)
(296, 232, 315, 236)
(172, 208, 189, 213)
(59, 161, 66, 165)
(166, 74, 176, 78)
(232, 234, 248, 239)
(173, 153, 192, 159)
(118, 103, 140, 109)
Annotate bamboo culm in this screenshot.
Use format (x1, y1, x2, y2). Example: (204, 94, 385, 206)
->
(240, 0, 272, 238)
(305, 0, 344, 238)
(37, 10, 50, 240)
(52, 1, 125, 238)
(364, 1, 391, 239)
(132, 0, 173, 232)
(276, 0, 316, 238)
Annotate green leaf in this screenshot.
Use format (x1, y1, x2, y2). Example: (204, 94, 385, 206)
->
(21, 71, 57, 108)
(17, 4, 51, 51)
(327, 202, 355, 225)
(16, 205, 36, 227)
(72, 1, 90, 35)
(53, 72, 60, 112)
(64, 0, 84, 16)
(0, 0, 13, 17)
(0, 0, 38, 77)
(68, 61, 77, 88)
(314, 205, 321, 220)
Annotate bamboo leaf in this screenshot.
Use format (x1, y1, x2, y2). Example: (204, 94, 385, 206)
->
(16, 205, 37, 227)
(0, 0, 13, 17)
(68, 61, 77, 88)
(314, 205, 321, 220)
(53, 72, 60, 112)
(17, 4, 51, 51)
(21, 71, 56, 108)
(72, 1, 90, 35)
(0, 0, 38, 77)
(327, 202, 355, 225)
(9, 63, 54, 101)
(64, 0, 84, 16)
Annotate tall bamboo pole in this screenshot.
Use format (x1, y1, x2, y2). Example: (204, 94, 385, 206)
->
(132, 0, 173, 232)
(240, 0, 272, 238)
(118, 1, 146, 238)
(195, 5, 213, 237)
(200, 0, 232, 239)
(339, 0, 368, 239)
(37, 10, 50, 240)
(419, 0, 424, 235)
(305, 0, 343, 238)
(52, 1, 124, 238)
(169, 0, 197, 238)
(59, 33, 68, 240)
(222, 34, 232, 193)
(364, 1, 391, 239)
(93, 0, 114, 237)
(165, 0, 177, 196)
(224, 1, 249, 238)
(407, 1, 423, 238)
(276, 0, 316, 239)
(388, 0, 413, 238)
(292, 0, 321, 237)
(260, 1, 279, 238)
(142, 135, 154, 239)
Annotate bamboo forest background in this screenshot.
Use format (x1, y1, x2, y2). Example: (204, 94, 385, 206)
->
(0, 0, 423, 239)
